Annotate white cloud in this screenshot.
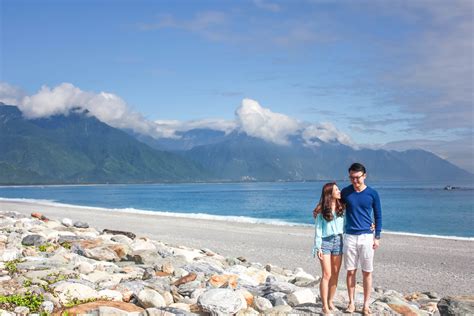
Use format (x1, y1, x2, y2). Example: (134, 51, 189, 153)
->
(235, 98, 354, 147)
(4, 82, 354, 148)
(0, 82, 26, 105)
(13, 83, 158, 137)
(235, 98, 300, 145)
(153, 119, 237, 139)
(302, 122, 355, 147)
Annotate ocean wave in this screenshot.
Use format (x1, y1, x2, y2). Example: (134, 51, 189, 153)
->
(0, 197, 311, 227)
(382, 231, 474, 241)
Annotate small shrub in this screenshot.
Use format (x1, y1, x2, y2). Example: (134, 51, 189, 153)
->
(5, 259, 22, 275)
(0, 291, 44, 312)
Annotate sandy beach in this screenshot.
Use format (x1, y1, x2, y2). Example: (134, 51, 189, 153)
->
(1, 199, 472, 296)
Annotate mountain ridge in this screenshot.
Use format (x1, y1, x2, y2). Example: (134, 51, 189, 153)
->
(1, 103, 472, 184)
(0, 104, 210, 184)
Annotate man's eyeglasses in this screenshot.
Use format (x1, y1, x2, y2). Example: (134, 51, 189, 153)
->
(349, 174, 365, 181)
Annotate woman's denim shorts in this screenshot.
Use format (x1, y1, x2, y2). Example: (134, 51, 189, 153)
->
(321, 234, 343, 255)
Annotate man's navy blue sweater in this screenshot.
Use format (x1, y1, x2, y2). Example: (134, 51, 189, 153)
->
(342, 185, 382, 238)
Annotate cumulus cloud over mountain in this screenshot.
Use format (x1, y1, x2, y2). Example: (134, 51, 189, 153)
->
(0, 82, 354, 147)
(236, 98, 300, 145)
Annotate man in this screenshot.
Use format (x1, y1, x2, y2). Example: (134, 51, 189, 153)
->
(341, 163, 382, 315)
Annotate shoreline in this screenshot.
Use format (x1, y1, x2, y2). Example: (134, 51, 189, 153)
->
(1, 199, 473, 296)
(1, 197, 472, 241)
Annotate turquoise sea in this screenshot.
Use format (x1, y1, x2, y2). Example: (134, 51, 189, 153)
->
(0, 181, 473, 238)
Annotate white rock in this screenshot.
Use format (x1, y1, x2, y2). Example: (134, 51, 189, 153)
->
(237, 307, 260, 316)
(137, 289, 166, 308)
(169, 303, 191, 312)
(75, 261, 94, 274)
(293, 269, 316, 281)
(243, 267, 270, 285)
(225, 265, 248, 274)
(131, 240, 157, 252)
(61, 218, 73, 227)
(253, 296, 273, 312)
(53, 282, 99, 305)
(285, 288, 316, 306)
(41, 301, 55, 314)
(235, 289, 249, 309)
(171, 248, 204, 262)
(198, 289, 245, 315)
(13, 306, 29, 316)
(190, 288, 207, 299)
(0, 309, 15, 316)
(161, 291, 174, 306)
(77, 231, 99, 239)
(98, 289, 123, 301)
(83, 271, 123, 287)
(1, 248, 21, 261)
(173, 268, 189, 278)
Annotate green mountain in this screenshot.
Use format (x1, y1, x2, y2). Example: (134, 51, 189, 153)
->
(180, 132, 473, 181)
(0, 104, 209, 184)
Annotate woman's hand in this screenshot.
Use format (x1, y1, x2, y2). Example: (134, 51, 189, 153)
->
(317, 250, 323, 260)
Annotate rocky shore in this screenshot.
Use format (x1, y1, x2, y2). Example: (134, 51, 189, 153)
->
(0, 210, 472, 315)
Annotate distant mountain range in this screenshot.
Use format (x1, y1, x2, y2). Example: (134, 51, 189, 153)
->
(142, 129, 472, 182)
(1, 103, 472, 184)
(0, 104, 208, 184)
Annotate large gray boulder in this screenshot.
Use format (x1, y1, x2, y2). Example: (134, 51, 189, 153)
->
(197, 289, 245, 315)
(438, 295, 474, 316)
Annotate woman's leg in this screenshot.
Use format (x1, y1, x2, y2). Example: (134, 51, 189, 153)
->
(319, 254, 332, 313)
(328, 254, 342, 310)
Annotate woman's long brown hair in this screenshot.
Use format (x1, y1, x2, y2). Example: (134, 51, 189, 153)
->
(313, 182, 344, 221)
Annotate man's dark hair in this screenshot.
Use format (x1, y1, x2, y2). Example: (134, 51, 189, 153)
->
(348, 162, 366, 174)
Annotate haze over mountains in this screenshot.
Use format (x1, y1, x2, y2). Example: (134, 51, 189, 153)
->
(0, 103, 472, 184)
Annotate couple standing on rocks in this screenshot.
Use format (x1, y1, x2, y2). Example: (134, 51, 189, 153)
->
(312, 162, 382, 316)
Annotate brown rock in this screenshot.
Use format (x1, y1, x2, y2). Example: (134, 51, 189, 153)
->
(55, 300, 144, 315)
(189, 303, 202, 313)
(156, 271, 171, 277)
(239, 289, 254, 306)
(162, 261, 175, 274)
(173, 272, 197, 286)
(75, 239, 103, 249)
(109, 244, 130, 260)
(387, 304, 419, 316)
(31, 212, 48, 221)
(209, 274, 239, 289)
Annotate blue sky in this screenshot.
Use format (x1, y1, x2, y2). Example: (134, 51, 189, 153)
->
(1, 0, 473, 172)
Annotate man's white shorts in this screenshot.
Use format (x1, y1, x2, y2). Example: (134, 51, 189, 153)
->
(343, 233, 375, 272)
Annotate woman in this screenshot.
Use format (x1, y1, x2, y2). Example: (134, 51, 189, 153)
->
(312, 182, 345, 315)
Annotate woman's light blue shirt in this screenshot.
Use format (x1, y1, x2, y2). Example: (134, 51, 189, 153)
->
(312, 211, 345, 257)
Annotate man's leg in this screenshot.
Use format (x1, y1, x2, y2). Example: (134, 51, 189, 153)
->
(362, 271, 372, 313)
(344, 234, 358, 313)
(360, 234, 375, 315)
(346, 269, 357, 312)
